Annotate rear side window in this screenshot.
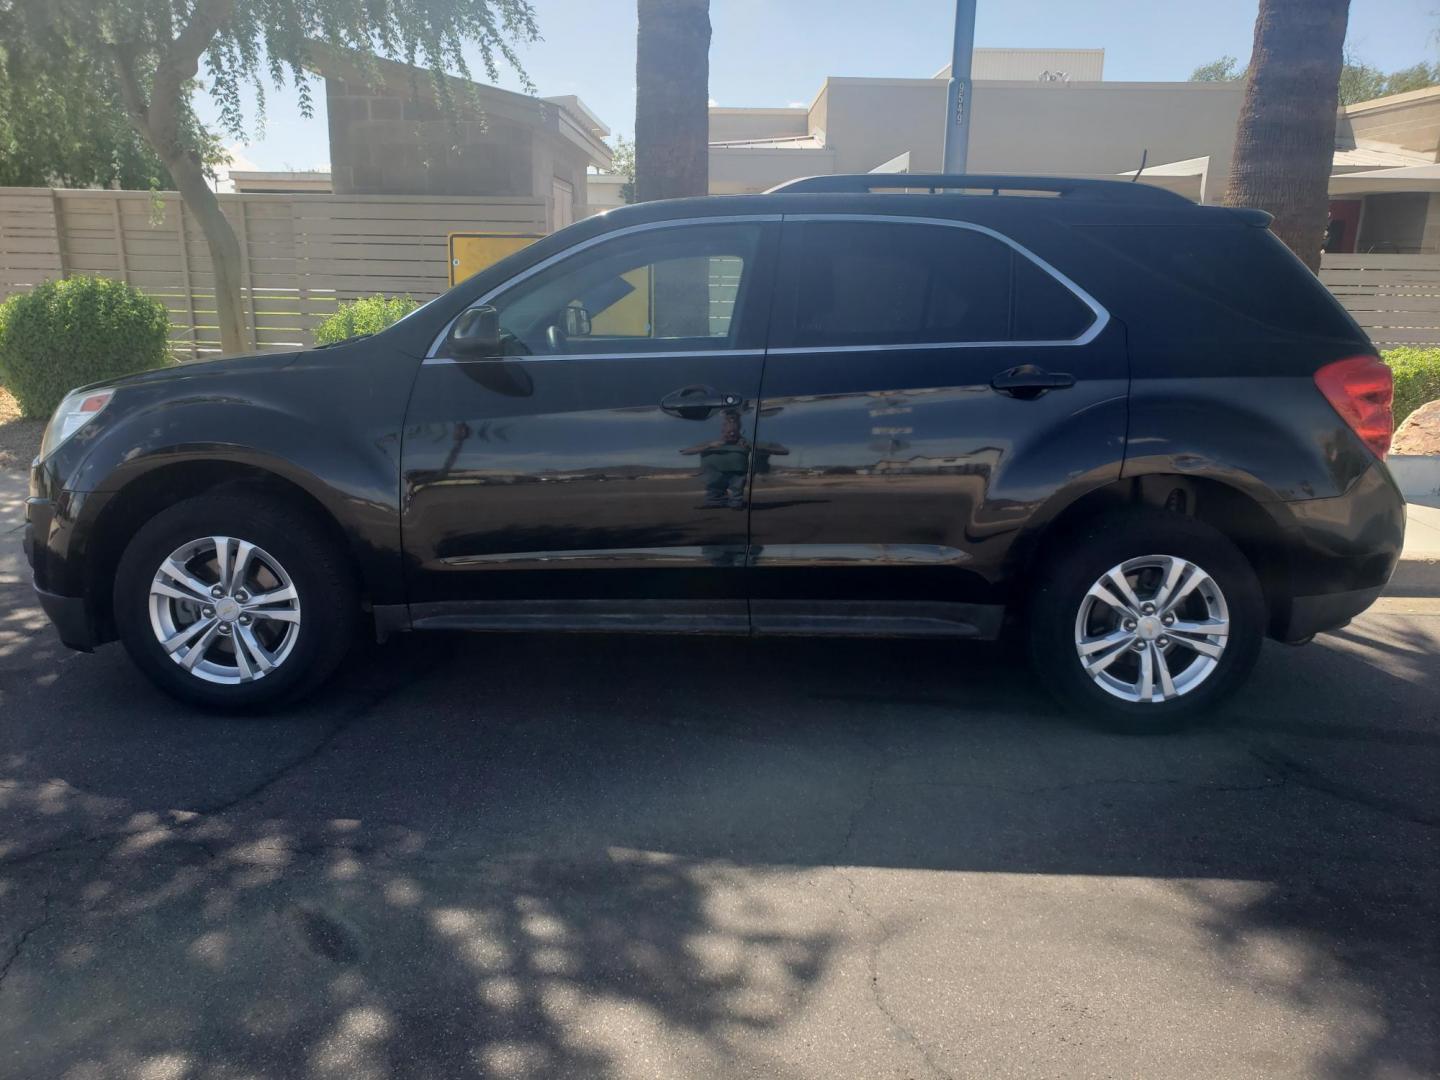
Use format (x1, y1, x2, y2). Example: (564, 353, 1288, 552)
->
(777, 220, 1096, 349)
(1012, 256, 1096, 341)
(1077, 224, 1358, 340)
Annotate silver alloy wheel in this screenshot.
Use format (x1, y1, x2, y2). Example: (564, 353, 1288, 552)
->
(1073, 554, 1230, 704)
(148, 536, 302, 685)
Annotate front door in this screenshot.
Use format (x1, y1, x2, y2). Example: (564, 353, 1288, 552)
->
(747, 213, 1128, 636)
(401, 216, 778, 631)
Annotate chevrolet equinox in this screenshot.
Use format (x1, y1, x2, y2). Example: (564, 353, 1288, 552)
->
(24, 175, 1407, 730)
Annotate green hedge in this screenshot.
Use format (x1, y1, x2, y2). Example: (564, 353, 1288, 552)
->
(0, 277, 172, 418)
(1383, 347, 1440, 427)
(314, 294, 419, 346)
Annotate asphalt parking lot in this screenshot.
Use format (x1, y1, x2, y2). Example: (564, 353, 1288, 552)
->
(2, 477, 1438, 1079)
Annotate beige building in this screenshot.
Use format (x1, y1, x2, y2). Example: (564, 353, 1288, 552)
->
(1328, 86, 1440, 253)
(703, 48, 1247, 203)
(586, 47, 1439, 254)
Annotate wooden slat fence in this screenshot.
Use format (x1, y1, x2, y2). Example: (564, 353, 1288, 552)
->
(1320, 253, 1440, 349)
(13, 197, 1436, 356)
(0, 187, 547, 358)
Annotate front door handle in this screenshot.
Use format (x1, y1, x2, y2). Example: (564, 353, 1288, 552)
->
(661, 385, 743, 418)
(990, 364, 1076, 398)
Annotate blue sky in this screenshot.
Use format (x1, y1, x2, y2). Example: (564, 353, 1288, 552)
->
(200, 0, 1439, 172)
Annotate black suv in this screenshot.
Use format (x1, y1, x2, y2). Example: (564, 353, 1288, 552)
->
(24, 175, 1406, 728)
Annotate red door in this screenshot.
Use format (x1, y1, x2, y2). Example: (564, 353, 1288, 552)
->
(1326, 199, 1362, 253)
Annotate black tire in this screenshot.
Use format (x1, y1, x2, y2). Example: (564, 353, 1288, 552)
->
(113, 493, 358, 710)
(1026, 509, 1265, 733)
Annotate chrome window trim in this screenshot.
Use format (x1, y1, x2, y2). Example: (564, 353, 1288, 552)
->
(425, 214, 782, 362)
(423, 209, 1110, 364)
(769, 212, 1109, 352)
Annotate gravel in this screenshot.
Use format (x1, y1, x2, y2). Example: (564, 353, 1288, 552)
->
(0, 386, 43, 470)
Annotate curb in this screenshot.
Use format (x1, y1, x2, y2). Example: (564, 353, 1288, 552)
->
(1389, 455, 1440, 502)
(1389, 556, 1440, 598)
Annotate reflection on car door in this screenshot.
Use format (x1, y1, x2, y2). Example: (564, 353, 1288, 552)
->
(401, 217, 778, 632)
(748, 213, 1128, 637)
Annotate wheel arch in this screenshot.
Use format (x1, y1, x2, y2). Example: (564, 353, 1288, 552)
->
(82, 457, 365, 643)
(1010, 474, 1298, 638)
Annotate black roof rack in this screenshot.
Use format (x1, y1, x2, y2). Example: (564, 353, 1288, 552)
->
(767, 173, 1189, 205)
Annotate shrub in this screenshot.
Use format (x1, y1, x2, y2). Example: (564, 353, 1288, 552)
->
(1383, 347, 1440, 427)
(314, 294, 419, 345)
(0, 276, 172, 418)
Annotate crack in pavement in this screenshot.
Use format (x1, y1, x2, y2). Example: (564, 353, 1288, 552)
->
(0, 652, 446, 872)
(819, 752, 1292, 1079)
(873, 775, 1286, 797)
(1248, 745, 1439, 829)
(185, 650, 450, 821)
(830, 751, 956, 1080)
(0, 891, 52, 993)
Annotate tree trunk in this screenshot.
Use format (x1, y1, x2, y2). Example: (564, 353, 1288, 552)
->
(160, 147, 248, 355)
(109, 0, 247, 355)
(1224, 0, 1350, 273)
(121, 105, 249, 355)
(635, 0, 710, 202)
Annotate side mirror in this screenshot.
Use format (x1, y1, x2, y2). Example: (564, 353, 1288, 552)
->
(450, 305, 501, 357)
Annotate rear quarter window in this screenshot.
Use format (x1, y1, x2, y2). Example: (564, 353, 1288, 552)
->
(1077, 224, 1359, 341)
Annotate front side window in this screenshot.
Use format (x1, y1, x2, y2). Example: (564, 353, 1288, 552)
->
(778, 220, 1096, 349)
(485, 223, 763, 356)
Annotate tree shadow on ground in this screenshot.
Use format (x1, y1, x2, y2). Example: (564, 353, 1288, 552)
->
(0, 586, 1436, 1077)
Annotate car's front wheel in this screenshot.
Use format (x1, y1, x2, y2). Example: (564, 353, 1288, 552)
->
(113, 493, 358, 709)
(1027, 509, 1265, 732)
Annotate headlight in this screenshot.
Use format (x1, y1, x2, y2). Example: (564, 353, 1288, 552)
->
(39, 388, 115, 460)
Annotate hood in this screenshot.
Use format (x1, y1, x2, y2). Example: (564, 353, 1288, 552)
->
(85, 350, 303, 395)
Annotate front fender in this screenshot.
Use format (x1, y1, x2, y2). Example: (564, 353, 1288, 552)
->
(41, 348, 417, 606)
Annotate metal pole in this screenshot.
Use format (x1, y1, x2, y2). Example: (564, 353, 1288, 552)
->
(942, 0, 977, 174)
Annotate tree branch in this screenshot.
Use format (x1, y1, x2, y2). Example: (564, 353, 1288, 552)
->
(110, 45, 151, 130)
(149, 0, 237, 148)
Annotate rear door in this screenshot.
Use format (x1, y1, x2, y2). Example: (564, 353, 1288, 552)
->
(747, 212, 1129, 636)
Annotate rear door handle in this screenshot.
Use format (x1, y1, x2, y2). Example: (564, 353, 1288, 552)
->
(661, 385, 743, 417)
(990, 364, 1076, 398)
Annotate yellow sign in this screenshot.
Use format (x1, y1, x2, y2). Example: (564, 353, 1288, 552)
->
(447, 233, 543, 287)
(588, 266, 652, 337)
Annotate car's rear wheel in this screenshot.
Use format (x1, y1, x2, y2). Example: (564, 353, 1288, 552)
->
(114, 493, 358, 709)
(1027, 509, 1265, 732)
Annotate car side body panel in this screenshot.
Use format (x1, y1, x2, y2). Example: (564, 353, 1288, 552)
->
(29, 346, 418, 608)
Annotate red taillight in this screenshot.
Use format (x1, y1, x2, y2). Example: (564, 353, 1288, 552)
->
(1314, 355, 1394, 460)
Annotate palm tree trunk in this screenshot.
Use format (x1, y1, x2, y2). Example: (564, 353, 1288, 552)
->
(635, 0, 710, 201)
(1224, 0, 1350, 273)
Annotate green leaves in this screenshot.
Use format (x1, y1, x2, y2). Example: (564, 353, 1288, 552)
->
(1191, 50, 1440, 105)
(15, 0, 542, 143)
(0, 278, 173, 418)
(1383, 347, 1440, 427)
(313, 294, 420, 345)
(0, 38, 222, 189)
(1190, 56, 1245, 82)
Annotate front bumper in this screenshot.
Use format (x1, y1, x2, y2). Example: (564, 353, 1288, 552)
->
(24, 486, 101, 652)
(33, 585, 95, 652)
